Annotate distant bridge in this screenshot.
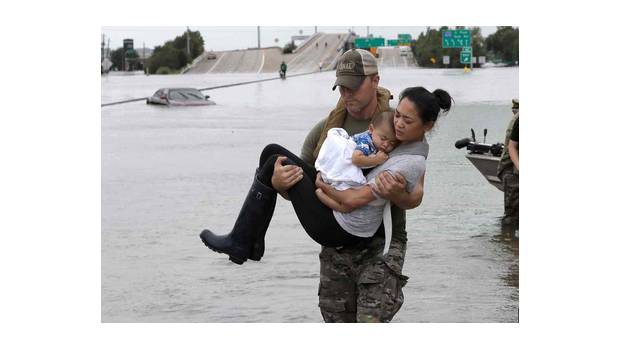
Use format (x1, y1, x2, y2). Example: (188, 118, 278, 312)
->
(184, 33, 418, 75)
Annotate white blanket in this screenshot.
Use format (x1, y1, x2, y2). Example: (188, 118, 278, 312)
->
(315, 128, 367, 191)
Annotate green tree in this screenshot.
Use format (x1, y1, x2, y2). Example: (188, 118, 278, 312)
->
(171, 30, 205, 60)
(485, 26, 519, 65)
(110, 48, 124, 70)
(471, 26, 487, 63)
(148, 45, 185, 73)
(282, 41, 297, 54)
(147, 29, 205, 74)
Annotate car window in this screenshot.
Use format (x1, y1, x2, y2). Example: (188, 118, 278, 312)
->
(174, 89, 204, 100)
(169, 91, 185, 100)
(184, 91, 204, 100)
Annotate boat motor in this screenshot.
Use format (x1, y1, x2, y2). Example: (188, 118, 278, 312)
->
(455, 129, 504, 157)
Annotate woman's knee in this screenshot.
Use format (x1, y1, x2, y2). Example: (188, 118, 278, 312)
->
(256, 154, 280, 184)
(259, 144, 287, 166)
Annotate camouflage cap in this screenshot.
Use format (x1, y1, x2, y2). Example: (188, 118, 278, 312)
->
(332, 49, 378, 91)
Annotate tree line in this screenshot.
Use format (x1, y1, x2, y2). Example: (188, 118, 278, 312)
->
(109, 30, 205, 74)
(412, 26, 519, 68)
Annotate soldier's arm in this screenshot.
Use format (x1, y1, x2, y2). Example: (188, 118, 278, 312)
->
(272, 119, 327, 201)
(300, 118, 327, 164)
(508, 118, 519, 172)
(508, 140, 519, 173)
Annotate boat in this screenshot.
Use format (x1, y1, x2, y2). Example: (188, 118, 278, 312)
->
(455, 129, 504, 192)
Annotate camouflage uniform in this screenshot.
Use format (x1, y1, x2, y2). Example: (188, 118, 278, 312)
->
(318, 232, 408, 322)
(497, 100, 519, 233)
(300, 86, 410, 322)
(501, 170, 519, 230)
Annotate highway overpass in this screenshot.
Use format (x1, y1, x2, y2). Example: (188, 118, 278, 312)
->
(184, 32, 418, 74)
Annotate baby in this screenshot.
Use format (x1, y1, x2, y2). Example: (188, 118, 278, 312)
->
(315, 110, 399, 191)
(315, 110, 399, 255)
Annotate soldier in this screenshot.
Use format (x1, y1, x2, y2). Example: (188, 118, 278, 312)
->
(272, 49, 425, 322)
(497, 98, 519, 234)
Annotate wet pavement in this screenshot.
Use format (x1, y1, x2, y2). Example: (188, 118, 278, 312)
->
(102, 67, 519, 322)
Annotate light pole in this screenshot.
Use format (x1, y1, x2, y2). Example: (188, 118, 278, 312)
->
(186, 27, 191, 57)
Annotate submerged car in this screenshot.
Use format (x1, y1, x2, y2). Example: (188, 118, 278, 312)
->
(206, 52, 217, 60)
(146, 88, 215, 106)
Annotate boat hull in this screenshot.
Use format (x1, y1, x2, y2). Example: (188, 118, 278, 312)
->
(465, 153, 504, 192)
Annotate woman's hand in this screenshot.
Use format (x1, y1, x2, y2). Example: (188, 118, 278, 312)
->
(271, 156, 303, 197)
(374, 170, 425, 210)
(374, 171, 407, 199)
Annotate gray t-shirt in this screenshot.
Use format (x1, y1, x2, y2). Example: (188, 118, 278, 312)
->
(333, 139, 428, 237)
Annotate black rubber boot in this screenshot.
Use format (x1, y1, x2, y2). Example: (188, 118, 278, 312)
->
(247, 169, 276, 262)
(200, 175, 276, 265)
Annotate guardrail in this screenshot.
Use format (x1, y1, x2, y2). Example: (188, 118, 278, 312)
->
(101, 71, 318, 107)
(181, 51, 208, 74)
(325, 32, 352, 70)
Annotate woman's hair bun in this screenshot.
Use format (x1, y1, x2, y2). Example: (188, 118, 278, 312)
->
(433, 89, 452, 112)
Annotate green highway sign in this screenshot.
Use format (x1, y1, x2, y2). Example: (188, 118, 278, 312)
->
(460, 50, 472, 64)
(354, 37, 385, 48)
(462, 46, 472, 52)
(398, 33, 412, 41)
(370, 38, 385, 47)
(388, 39, 398, 46)
(442, 29, 471, 48)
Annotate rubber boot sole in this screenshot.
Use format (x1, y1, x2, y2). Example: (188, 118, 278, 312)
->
(200, 235, 247, 265)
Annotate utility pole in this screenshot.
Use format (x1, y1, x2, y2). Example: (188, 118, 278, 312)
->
(186, 27, 191, 57)
(257, 26, 261, 49)
(143, 41, 146, 70)
(367, 26, 369, 36)
(101, 34, 105, 63)
(315, 26, 317, 34)
(470, 27, 474, 71)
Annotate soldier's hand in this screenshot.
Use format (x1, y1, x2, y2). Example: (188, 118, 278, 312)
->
(271, 156, 303, 194)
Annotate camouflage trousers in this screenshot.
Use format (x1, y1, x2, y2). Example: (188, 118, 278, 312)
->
(501, 170, 519, 233)
(318, 235, 409, 323)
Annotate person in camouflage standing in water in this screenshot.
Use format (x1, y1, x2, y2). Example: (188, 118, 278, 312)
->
(273, 49, 426, 322)
(497, 99, 519, 234)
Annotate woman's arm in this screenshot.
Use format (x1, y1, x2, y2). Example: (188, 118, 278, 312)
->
(374, 171, 425, 210)
(315, 173, 376, 211)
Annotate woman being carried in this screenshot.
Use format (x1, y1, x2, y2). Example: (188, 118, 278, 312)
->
(199, 87, 452, 264)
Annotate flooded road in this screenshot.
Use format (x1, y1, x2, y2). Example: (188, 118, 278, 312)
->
(101, 67, 519, 322)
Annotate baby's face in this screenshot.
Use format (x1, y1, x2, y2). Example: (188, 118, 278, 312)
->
(370, 122, 399, 153)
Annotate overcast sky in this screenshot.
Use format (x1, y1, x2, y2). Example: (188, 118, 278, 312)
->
(101, 26, 502, 51)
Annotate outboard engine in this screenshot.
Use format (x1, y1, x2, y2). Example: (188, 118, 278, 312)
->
(455, 129, 504, 157)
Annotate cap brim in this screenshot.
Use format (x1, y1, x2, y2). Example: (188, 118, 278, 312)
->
(332, 75, 365, 91)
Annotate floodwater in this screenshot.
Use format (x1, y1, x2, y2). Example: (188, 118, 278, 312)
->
(101, 67, 519, 322)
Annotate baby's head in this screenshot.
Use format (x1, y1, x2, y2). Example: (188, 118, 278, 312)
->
(369, 110, 399, 153)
